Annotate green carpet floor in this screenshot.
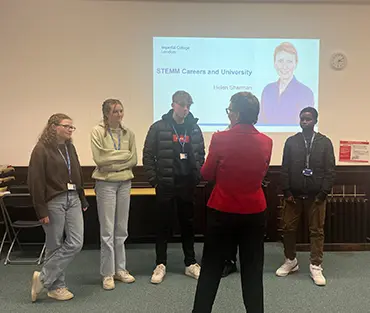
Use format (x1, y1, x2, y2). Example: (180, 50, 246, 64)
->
(0, 243, 369, 313)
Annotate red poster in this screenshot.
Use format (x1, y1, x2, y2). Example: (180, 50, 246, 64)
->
(339, 140, 369, 163)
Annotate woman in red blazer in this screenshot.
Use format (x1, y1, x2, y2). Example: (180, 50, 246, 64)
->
(192, 92, 273, 313)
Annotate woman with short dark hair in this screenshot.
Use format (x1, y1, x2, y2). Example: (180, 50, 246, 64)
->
(192, 92, 273, 313)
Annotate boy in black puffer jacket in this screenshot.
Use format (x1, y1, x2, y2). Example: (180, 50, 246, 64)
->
(143, 90, 205, 284)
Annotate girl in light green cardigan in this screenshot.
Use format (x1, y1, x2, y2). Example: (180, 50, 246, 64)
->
(91, 99, 137, 290)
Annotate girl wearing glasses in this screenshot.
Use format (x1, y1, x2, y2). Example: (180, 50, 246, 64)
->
(91, 99, 137, 290)
(29, 113, 88, 302)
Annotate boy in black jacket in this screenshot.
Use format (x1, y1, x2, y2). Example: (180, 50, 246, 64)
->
(143, 90, 205, 284)
(276, 107, 335, 286)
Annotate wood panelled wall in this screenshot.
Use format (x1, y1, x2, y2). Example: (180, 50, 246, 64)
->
(3, 166, 370, 250)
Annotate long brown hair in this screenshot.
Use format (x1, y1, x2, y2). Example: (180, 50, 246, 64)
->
(102, 99, 123, 136)
(39, 113, 72, 146)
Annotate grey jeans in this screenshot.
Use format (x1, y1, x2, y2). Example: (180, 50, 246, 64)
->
(95, 180, 131, 277)
(40, 191, 84, 291)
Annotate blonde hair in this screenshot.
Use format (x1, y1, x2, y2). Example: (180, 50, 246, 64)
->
(102, 99, 123, 136)
(39, 113, 72, 146)
(274, 42, 298, 63)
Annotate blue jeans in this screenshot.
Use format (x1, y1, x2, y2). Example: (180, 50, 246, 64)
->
(40, 191, 84, 291)
(95, 180, 131, 277)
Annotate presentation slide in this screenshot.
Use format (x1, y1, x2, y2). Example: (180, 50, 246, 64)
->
(153, 37, 320, 133)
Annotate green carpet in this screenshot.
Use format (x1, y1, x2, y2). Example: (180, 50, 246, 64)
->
(0, 243, 369, 313)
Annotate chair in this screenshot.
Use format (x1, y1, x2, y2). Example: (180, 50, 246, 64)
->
(2, 193, 46, 265)
(0, 191, 16, 258)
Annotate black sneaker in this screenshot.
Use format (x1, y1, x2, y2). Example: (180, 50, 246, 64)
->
(222, 260, 237, 278)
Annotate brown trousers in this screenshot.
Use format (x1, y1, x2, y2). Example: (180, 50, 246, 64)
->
(282, 198, 326, 266)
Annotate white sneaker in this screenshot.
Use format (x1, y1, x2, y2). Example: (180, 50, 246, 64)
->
(114, 270, 135, 283)
(151, 264, 166, 284)
(276, 258, 299, 277)
(185, 263, 201, 280)
(47, 288, 74, 301)
(31, 271, 44, 302)
(310, 264, 326, 286)
(102, 276, 115, 290)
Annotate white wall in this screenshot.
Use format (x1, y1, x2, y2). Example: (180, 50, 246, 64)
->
(1, 0, 369, 165)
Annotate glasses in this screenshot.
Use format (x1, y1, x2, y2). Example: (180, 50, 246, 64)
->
(225, 108, 232, 114)
(58, 124, 76, 131)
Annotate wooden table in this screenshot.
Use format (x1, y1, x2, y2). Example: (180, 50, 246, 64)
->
(84, 188, 156, 197)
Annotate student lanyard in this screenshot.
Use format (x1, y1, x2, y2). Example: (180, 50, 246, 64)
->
(108, 128, 121, 150)
(57, 144, 72, 182)
(172, 124, 187, 152)
(303, 133, 315, 169)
